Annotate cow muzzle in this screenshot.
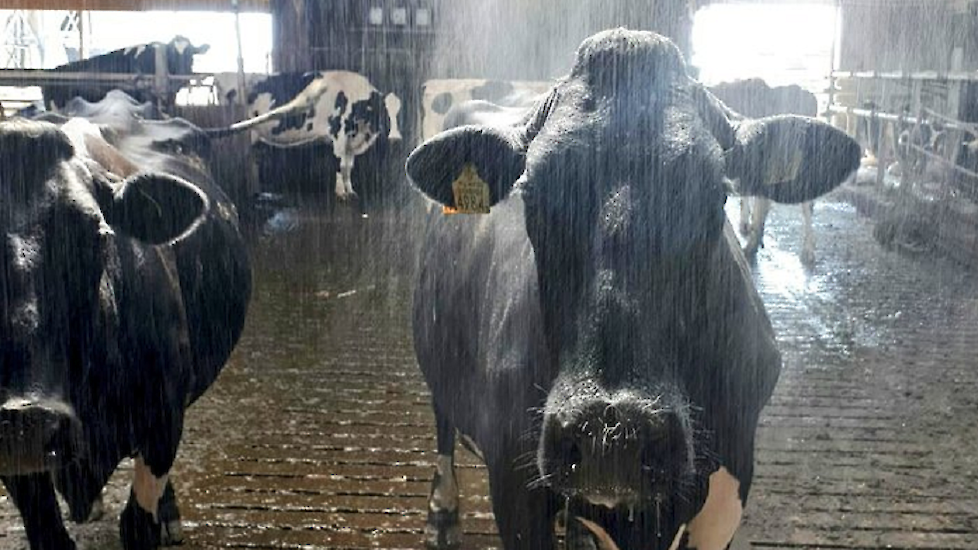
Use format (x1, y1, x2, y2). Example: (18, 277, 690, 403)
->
(538, 395, 694, 507)
(0, 396, 84, 475)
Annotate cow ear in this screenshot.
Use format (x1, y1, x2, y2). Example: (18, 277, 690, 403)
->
(406, 125, 525, 209)
(98, 172, 208, 244)
(726, 115, 861, 204)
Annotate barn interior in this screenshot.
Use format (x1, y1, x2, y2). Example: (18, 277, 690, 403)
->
(2, 1, 978, 549)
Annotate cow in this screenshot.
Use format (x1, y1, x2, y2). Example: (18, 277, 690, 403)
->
(407, 29, 860, 550)
(709, 78, 820, 265)
(0, 89, 251, 550)
(210, 71, 402, 201)
(421, 79, 552, 141)
(43, 36, 210, 110)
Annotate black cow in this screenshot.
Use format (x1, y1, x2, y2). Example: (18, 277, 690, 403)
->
(407, 29, 860, 550)
(0, 90, 250, 550)
(44, 36, 209, 109)
(709, 78, 820, 265)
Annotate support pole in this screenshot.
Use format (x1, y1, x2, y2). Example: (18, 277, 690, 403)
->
(232, 0, 246, 105)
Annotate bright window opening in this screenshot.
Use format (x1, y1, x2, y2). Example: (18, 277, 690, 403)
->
(692, 3, 838, 97)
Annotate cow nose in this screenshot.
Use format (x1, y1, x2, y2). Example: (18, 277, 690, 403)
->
(540, 399, 690, 498)
(0, 397, 82, 475)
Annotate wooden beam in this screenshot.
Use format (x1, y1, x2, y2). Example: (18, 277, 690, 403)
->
(1, 0, 269, 12)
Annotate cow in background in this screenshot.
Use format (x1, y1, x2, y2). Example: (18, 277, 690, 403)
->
(710, 78, 820, 265)
(1, 90, 250, 550)
(43, 36, 209, 110)
(408, 29, 860, 550)
(420, 79, 552, 141)
(210, 71, 402, 201)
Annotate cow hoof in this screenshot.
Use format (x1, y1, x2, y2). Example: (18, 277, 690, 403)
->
(424, 508, 461, 549)
(120, 493, 161, 550)
(160, 519, 184, 547)
(158, 483, 184, 546)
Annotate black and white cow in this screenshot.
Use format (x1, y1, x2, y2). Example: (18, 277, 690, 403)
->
(408, 29, 860, 550)
(421, 79, 552, 141)
(213, 71, 402, 200)
(1, 90, 250, 550)
(709, 78, 820, 265)
(43, 36, 209, 110)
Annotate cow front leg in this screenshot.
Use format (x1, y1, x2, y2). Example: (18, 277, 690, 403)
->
(333, 152, 357, 201)
(425, 402, 461, 549)
(121, 405, 186, 550)
(2, 473, 76, 550)
(743, 197, 771, 261)
(120, 455, 168, 550)
(800, 201, 815, 267)
(158, 480, 184, 545)
(738, 198, 752, 236)
(486, 454, 558, 550)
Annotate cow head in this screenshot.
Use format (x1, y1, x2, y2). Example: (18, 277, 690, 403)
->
(408, 29, 859, 514)
(0, 118, 207, 475)
(166, 35, 210, 75)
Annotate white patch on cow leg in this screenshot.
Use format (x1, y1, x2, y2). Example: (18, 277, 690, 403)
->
(738, 198, 751, 236)
(743, 198, 771, 258)
(430, 454, 458, 512)
(339, 155, 356, 198)
(133, 455, 168, 521)
(801, 201, 815, 266)
(686, 467, 743, 550)
(384, 93, 403, 141)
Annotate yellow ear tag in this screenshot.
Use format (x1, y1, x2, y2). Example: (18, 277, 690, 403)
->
(445, 163, 491, 215)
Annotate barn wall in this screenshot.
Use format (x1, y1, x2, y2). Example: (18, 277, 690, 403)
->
(429, 0, 694, 81)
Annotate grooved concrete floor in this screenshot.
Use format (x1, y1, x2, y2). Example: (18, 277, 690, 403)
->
(2, 190, 977, 549)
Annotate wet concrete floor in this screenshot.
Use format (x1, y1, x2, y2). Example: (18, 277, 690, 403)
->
(2, 187, 978, 549)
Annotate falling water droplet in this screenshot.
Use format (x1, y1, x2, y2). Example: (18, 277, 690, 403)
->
(628, 505, 635, 522)
(655, 497, 662, 540)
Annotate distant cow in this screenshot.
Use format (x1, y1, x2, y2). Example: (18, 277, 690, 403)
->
(43, 36, 209, 109)
(420, 79, 552, 140)
(1, 90, 250, 550)
(710, 78, 820, 265)
(212, 71, 402, 200)
(408, 29, 859, 549)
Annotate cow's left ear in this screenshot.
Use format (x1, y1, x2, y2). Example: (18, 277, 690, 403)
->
(726, 115, 861, 204)
(98, 172, 209, 244)
(406, 125, 525, 209)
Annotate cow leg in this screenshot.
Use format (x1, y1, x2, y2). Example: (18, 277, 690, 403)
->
(121, 461, 184, 547)
(425, 403, 461, 549)
(738, 198, 752, 236)
(743, 197, 771, 260)
(158, 480, 184, 545)
(800, 201, 815, 267)
(121, 405, 186, 550)
(337, 154, 357, 201)
(486, 455, 558, 550)
(2, 473, 76, 550)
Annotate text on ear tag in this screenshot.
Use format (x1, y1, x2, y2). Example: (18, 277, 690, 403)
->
(449, 163, 491, 214)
